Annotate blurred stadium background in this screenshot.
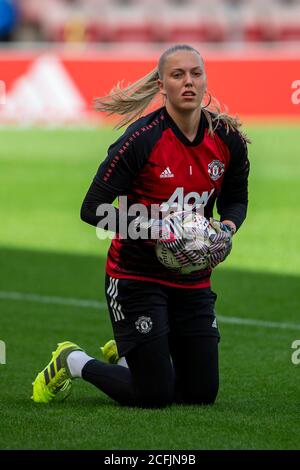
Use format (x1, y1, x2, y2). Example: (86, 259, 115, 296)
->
(1, 0, 300, 124)
(1, 0, 300, 451)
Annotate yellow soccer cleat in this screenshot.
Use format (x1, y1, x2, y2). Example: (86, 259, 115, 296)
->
(32, 341, 83, 404)
(100, 339, 119, 365)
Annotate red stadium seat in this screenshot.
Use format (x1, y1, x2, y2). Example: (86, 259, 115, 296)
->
(108, 24, 154, 42)
(244, 22, 280, 42)
(158, 24, 209, 43)
(279, 24, 300, 41)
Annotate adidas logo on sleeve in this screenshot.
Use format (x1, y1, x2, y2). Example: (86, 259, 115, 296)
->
(160, 167, 174, 178)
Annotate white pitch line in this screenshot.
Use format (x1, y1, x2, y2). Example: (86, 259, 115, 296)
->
(217, 315, 300, 331)
(0, 290, 300, 331)
(0, 291, 106, 310)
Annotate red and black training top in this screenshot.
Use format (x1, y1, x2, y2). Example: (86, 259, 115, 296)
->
(81, 106, 250, 289)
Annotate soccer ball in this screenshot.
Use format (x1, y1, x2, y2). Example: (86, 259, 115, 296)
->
(155, 213, 216, 274)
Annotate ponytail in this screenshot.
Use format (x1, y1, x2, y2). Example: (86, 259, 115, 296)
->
(94, 68, 160, 129)
(202, 93, 251, 143)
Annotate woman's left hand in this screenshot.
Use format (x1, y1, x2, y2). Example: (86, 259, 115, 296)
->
(208, 219, 234, 268)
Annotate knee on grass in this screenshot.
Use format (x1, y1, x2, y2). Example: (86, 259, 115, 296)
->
(138, 383, 174, 409)
(181, 384, 218, 406)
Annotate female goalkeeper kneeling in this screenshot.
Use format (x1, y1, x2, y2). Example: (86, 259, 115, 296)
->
(32, 44, 250, 408)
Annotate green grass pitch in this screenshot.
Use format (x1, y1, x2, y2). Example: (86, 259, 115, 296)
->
(0, 124, 300, 450)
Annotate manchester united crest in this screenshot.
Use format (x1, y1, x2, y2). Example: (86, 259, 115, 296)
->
(208, 160, 225, 181)
(135, 316, 153, 334)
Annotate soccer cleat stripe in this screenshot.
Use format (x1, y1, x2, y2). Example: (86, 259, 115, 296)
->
(44, 368, 50, 385)
(49, 362, 55, 379)
(56, 355, 62, 372)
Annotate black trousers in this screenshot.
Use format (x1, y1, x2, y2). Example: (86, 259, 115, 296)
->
(82, 276, 220, 408)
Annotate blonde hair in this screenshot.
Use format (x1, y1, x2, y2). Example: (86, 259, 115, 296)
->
(94, 44, 250, 142)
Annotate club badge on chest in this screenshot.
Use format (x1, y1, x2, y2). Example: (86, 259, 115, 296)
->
(208, 160, 225, 181)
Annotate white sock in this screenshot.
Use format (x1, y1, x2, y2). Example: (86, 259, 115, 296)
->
(67, 351, 94, 378)
(117, 357, 128, 368)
